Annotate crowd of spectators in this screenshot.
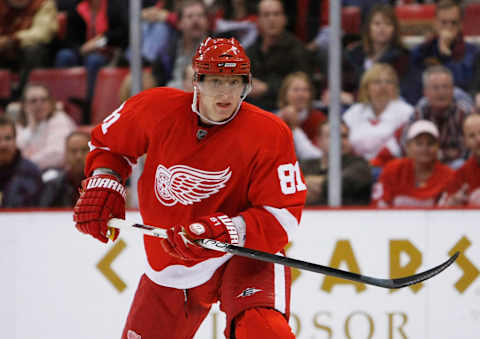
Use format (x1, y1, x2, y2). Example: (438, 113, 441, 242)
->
(1, 0, 480, 209)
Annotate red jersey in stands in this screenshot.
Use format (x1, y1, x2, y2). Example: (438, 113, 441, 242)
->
(443, 156, 480, 206)
(86, 87, 306, 288)
(371, 158, 454, 207)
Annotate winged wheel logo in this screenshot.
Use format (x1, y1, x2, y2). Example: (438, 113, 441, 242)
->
(154, 164, 231, 206)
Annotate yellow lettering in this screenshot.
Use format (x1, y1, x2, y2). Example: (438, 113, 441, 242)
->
(344, 311, 374, 339)
(285, 243, 301, 283)
(387, 312, 408, 339)
(313, 311, 332, 338)
(390, 240, 423, 293)
(449, 236, 480, 293)
(321, 240, 366, 293)
(96, 239, 127, 292)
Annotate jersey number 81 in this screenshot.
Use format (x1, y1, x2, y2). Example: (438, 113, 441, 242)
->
(277, 162, 306, 195)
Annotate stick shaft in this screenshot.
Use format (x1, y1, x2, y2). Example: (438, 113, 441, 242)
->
(107, 218, 459, 289)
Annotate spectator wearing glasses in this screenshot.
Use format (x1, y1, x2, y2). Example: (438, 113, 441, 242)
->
(16, 83, 76, 170)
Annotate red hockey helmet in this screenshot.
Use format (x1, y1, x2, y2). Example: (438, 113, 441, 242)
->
(193, 37, 251, 76)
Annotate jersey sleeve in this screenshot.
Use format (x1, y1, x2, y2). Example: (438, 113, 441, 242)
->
(85, 93, 151, 180)
(239, 122, 307, 254)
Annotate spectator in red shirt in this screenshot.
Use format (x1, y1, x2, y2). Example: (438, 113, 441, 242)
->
(440, 113, 480, 206)
(371, 120, 454, 207)
(276, 71, 326, 160)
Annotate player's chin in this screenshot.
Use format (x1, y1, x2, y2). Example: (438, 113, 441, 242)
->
(214, 107, 235, 120)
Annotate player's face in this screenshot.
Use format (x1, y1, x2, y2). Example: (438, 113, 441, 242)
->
(286, 78, 311, 111)
(407, 133, 439, 165)
(197, 75, 245, 123)
(370, 13, 394, 46)
(463, 115, 480, 159)
(0, 125, 17, 166)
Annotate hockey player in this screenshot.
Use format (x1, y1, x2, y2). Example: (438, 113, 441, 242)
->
(73, 37, 306, 338)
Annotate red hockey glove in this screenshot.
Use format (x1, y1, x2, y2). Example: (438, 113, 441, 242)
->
(73, 174, 126, 243)
(161, 213, 240, 261)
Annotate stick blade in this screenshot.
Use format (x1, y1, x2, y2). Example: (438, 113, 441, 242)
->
(382, 251, 460, 289)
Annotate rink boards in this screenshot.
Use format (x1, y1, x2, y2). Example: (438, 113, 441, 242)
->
(2, 209, 479, 339)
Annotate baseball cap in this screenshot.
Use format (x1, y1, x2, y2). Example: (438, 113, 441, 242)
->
(406, 120, 439, 140)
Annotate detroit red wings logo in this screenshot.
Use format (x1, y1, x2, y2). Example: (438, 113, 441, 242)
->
(154, 164, 232, 206)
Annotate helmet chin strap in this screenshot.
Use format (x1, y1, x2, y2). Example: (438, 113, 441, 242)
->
(191, 83, 252, 126)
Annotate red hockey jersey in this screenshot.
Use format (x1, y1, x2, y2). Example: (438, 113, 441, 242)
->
(86, 87, 306, 288)
(371, 158, 454, 207)
(443, 156, 480, 206)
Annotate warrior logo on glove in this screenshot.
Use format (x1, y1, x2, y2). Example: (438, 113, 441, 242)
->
(214, 215, 240, 246)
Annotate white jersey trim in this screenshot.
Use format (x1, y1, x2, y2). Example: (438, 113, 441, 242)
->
(144, 252, 233, 289)
(274, 252, 286, 314)
(88, 141, 135, 169)
(263, 205, 299, 242)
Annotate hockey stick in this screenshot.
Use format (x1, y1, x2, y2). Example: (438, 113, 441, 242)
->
(107, 218, 459, 289)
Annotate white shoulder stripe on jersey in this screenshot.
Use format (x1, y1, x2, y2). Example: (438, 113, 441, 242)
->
(88, 141, 109, 152)
(263, 206, 299, 242)
(88, 141, 136, 169)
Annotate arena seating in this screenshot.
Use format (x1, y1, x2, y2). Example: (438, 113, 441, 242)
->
(341, 6, 361, 36)
(90, 67, 130, 124)
(57, 11, 67, 40)
(0, 70, 11, 100)
(463, 3, 480, 36)
(395, 4, 436, 36)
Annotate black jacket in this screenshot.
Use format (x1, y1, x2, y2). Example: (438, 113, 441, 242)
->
(246, 32, 313, 112)
(0, 151, 43, 208)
